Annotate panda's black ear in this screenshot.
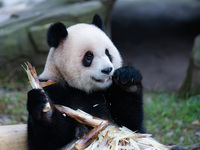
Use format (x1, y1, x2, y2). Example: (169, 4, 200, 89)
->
(47, 22, 68, 48)
(92, 14, 105, 32)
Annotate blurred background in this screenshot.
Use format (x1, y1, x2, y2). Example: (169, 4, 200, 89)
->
(0, 0, 200, 149)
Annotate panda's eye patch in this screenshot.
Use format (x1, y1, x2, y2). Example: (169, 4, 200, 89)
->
(105, 49, 112, 62)
(82, 51, 94, 67)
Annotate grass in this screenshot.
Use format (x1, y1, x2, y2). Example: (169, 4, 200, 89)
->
(0, 90, 27, 125)
(144, 93, 200, 149)
(0, 79, 199, 149)
(0, 78, 29, 125)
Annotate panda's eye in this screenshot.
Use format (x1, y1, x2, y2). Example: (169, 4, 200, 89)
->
(82, 51, 94, 67)
(105, 49, 112, 62)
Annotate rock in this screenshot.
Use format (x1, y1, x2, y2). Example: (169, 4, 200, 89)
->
(180, 34, 200, 95)
(0, 0, 115, 80)
(111, 0, 200, 92)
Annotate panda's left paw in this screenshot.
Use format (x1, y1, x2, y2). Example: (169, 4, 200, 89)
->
(113, 66, 142, 92)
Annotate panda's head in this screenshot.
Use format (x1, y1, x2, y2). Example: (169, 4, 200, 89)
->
(40, 14, 123, 93)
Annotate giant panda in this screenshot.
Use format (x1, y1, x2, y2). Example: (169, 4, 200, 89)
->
(27, 14, 145, 150)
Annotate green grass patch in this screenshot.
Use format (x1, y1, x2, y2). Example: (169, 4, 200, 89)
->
(0, 90, 27, 125)
(144, 93, 200, 149)
(0, 75, 29, 125)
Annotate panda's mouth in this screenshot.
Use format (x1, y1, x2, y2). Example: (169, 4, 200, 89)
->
(92, 76, 111, 83)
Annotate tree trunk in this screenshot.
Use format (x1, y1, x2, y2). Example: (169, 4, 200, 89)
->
(180, 34, 200, 96)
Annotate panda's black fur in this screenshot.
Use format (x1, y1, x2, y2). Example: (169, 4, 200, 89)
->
(27, 14, 145, 150)
(47, 22, 68, 48)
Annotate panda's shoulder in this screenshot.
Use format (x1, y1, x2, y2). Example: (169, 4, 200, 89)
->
(42, 82, 70, 103)
(43, 82, 66, 93)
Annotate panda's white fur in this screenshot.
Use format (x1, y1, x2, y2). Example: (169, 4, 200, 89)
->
(40, 23, 123, 93)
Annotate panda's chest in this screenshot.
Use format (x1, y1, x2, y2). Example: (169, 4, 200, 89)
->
(72, 93, 111, 139)
(69, 92, 111, 120)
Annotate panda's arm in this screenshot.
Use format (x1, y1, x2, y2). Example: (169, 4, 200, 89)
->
(27, 84, 77, 150)
(107, 66, 145, 133)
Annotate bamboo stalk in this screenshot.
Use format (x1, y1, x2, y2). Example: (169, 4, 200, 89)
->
(55, 105, 108, 127)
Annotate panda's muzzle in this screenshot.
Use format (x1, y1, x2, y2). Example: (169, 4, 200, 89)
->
(92, 76, 111, 83)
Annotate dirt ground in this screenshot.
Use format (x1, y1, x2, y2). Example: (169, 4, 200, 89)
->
(111, 1, 200, 92)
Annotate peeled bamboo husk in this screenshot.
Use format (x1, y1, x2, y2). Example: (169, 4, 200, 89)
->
(75, 125, 169, 150)
(24, 62, 169, 150)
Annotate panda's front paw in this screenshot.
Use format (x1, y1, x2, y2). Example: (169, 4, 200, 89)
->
(27, 89, 52, 120)
(113, 66, 142, 92)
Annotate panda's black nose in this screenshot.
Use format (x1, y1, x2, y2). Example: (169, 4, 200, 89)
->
(101, 67, 113, 74)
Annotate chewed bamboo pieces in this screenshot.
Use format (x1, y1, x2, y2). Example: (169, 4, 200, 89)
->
(57, 105, 169, 150)
(23, 62, 169, 150)
(81, 125, 169, 150)
(74, 122, 109, 150)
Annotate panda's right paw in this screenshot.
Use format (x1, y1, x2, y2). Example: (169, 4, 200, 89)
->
(27, 89, 52, 120)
